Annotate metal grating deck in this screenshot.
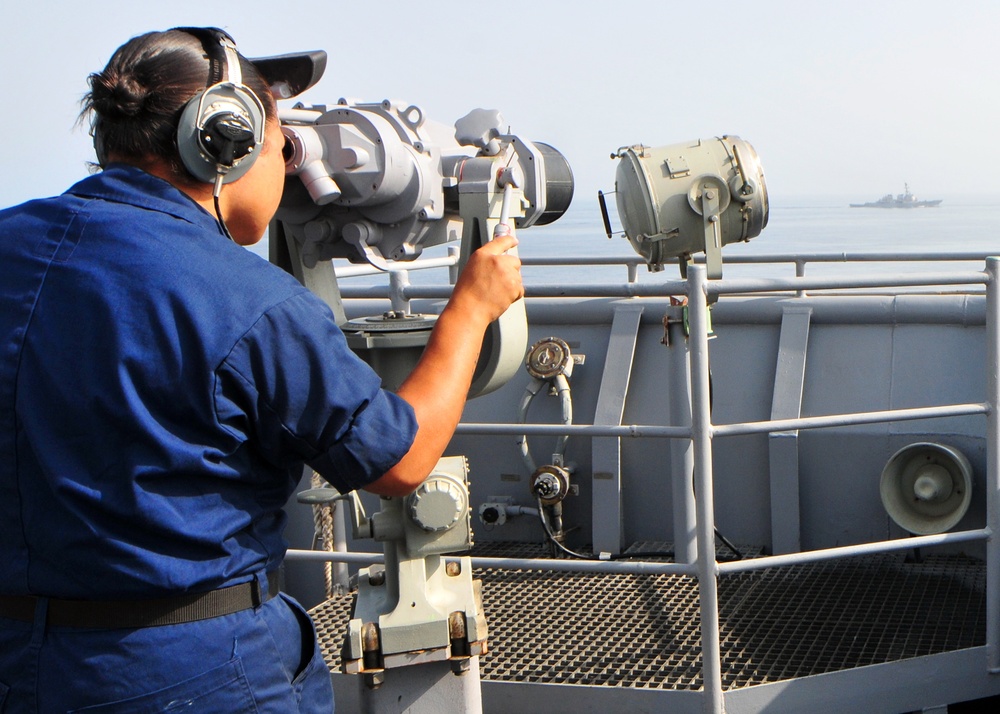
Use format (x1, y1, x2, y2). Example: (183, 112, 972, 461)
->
(308, 543, 987, 691)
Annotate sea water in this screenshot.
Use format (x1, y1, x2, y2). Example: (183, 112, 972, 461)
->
(513, 193, 1000, 285)
(254, 193, 1000, 288)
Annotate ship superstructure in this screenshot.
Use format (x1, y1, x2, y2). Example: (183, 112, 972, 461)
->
(851, 183, 943, 207)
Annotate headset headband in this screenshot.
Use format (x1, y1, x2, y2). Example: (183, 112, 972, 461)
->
(171, 27, 239, 86)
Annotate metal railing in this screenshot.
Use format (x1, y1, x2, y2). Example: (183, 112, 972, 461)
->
(686, 260, 998, 712)
(333, 250, 999, 284)
(287, 255, 1000, 713)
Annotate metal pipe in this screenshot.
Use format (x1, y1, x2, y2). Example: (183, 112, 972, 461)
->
(456, 423, 691, 438)
(390, 283, 687, 300)
(388, 270, 410, 314)
(553, 373, 573, 459)
(986, 257, 1000, 672)
(451, 402, 986, 441)
(287, 549, 385, 565)
(340, 269, 987, 302)
(687, 265, 724, 714)
(795, 259, 807, 297)
(703, 251, 999, 265)
(667, 320, 697, 564)
(505, 505, 540, 517)
(334, 254, 460, 278)
(514, 251, 1000, 268)
(712, 403, 988, 438)
(284, 549, 699, 576)
(463, 554, 701, 576)
(447, 245, 460, 285)
(516, 378, 547, 473)
(710, 271, 986, 297)
(331, 500, 350, 594)
(717, 528, 990, 575)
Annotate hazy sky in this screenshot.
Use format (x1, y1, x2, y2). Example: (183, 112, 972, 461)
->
(3, 0, 998, 210)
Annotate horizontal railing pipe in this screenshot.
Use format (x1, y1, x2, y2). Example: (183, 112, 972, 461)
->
(452, 403, 985, 441)
(710, 271, 987, 297)
(712, 403, 988, 438)
(287, 529, 989, 578)
(455, 422, 691, 438)
(285, 549, 699, 576)
(339, 272, 987, 302)
(718, 528, 991, 575)
(517, 252, 1000, 268)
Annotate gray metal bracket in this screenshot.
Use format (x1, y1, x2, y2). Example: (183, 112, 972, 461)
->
(591, 305, 645, 555)
(768, 306, 812, 554)
(268, 219, 347, 325)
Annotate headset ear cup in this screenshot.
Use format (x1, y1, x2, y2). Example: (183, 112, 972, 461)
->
(201, 113, 256, 167)
(177, 94, 212, 182)
(176, 83, 266, 184)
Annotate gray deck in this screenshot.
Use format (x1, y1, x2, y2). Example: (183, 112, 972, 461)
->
(309, 544, 986, 691)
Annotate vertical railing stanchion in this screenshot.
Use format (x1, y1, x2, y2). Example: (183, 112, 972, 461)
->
(986, 257, 1000, 673)
(688, 265, 724, 713)
(388, 269, 411, 314)
(795, 259, 807, 298)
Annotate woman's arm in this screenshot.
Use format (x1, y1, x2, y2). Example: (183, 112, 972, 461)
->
(364, 233, 523, 496)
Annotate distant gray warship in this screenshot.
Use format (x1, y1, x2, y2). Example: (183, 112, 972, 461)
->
(851, 183, 942, 207)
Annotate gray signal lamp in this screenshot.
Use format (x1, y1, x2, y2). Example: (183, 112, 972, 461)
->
(601, 136, 768, 279)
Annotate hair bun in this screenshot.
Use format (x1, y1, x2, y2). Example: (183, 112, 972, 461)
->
(87, 71, 150, 119)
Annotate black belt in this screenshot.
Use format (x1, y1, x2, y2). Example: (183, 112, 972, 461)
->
(0, 571, 280, 629)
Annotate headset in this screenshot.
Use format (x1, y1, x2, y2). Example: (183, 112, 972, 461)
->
(173, 27, 267, 190)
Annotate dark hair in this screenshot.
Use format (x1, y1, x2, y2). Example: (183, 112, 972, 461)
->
(81, 29, 276, 180)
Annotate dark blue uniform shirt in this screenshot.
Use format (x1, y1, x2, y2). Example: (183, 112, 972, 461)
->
(0, 165, 417, 599)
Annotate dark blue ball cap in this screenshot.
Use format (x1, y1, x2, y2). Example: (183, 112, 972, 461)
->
(250, 50, 328, 99)
(170, 26, 327, 99)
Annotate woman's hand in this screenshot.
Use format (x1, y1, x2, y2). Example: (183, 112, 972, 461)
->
(446, 233, 524, 327)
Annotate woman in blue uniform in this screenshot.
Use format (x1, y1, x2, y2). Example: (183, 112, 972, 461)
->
(0, 27, 522, 713)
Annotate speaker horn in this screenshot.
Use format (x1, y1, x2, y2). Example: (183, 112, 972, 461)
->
(880, 442, 973, 535)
